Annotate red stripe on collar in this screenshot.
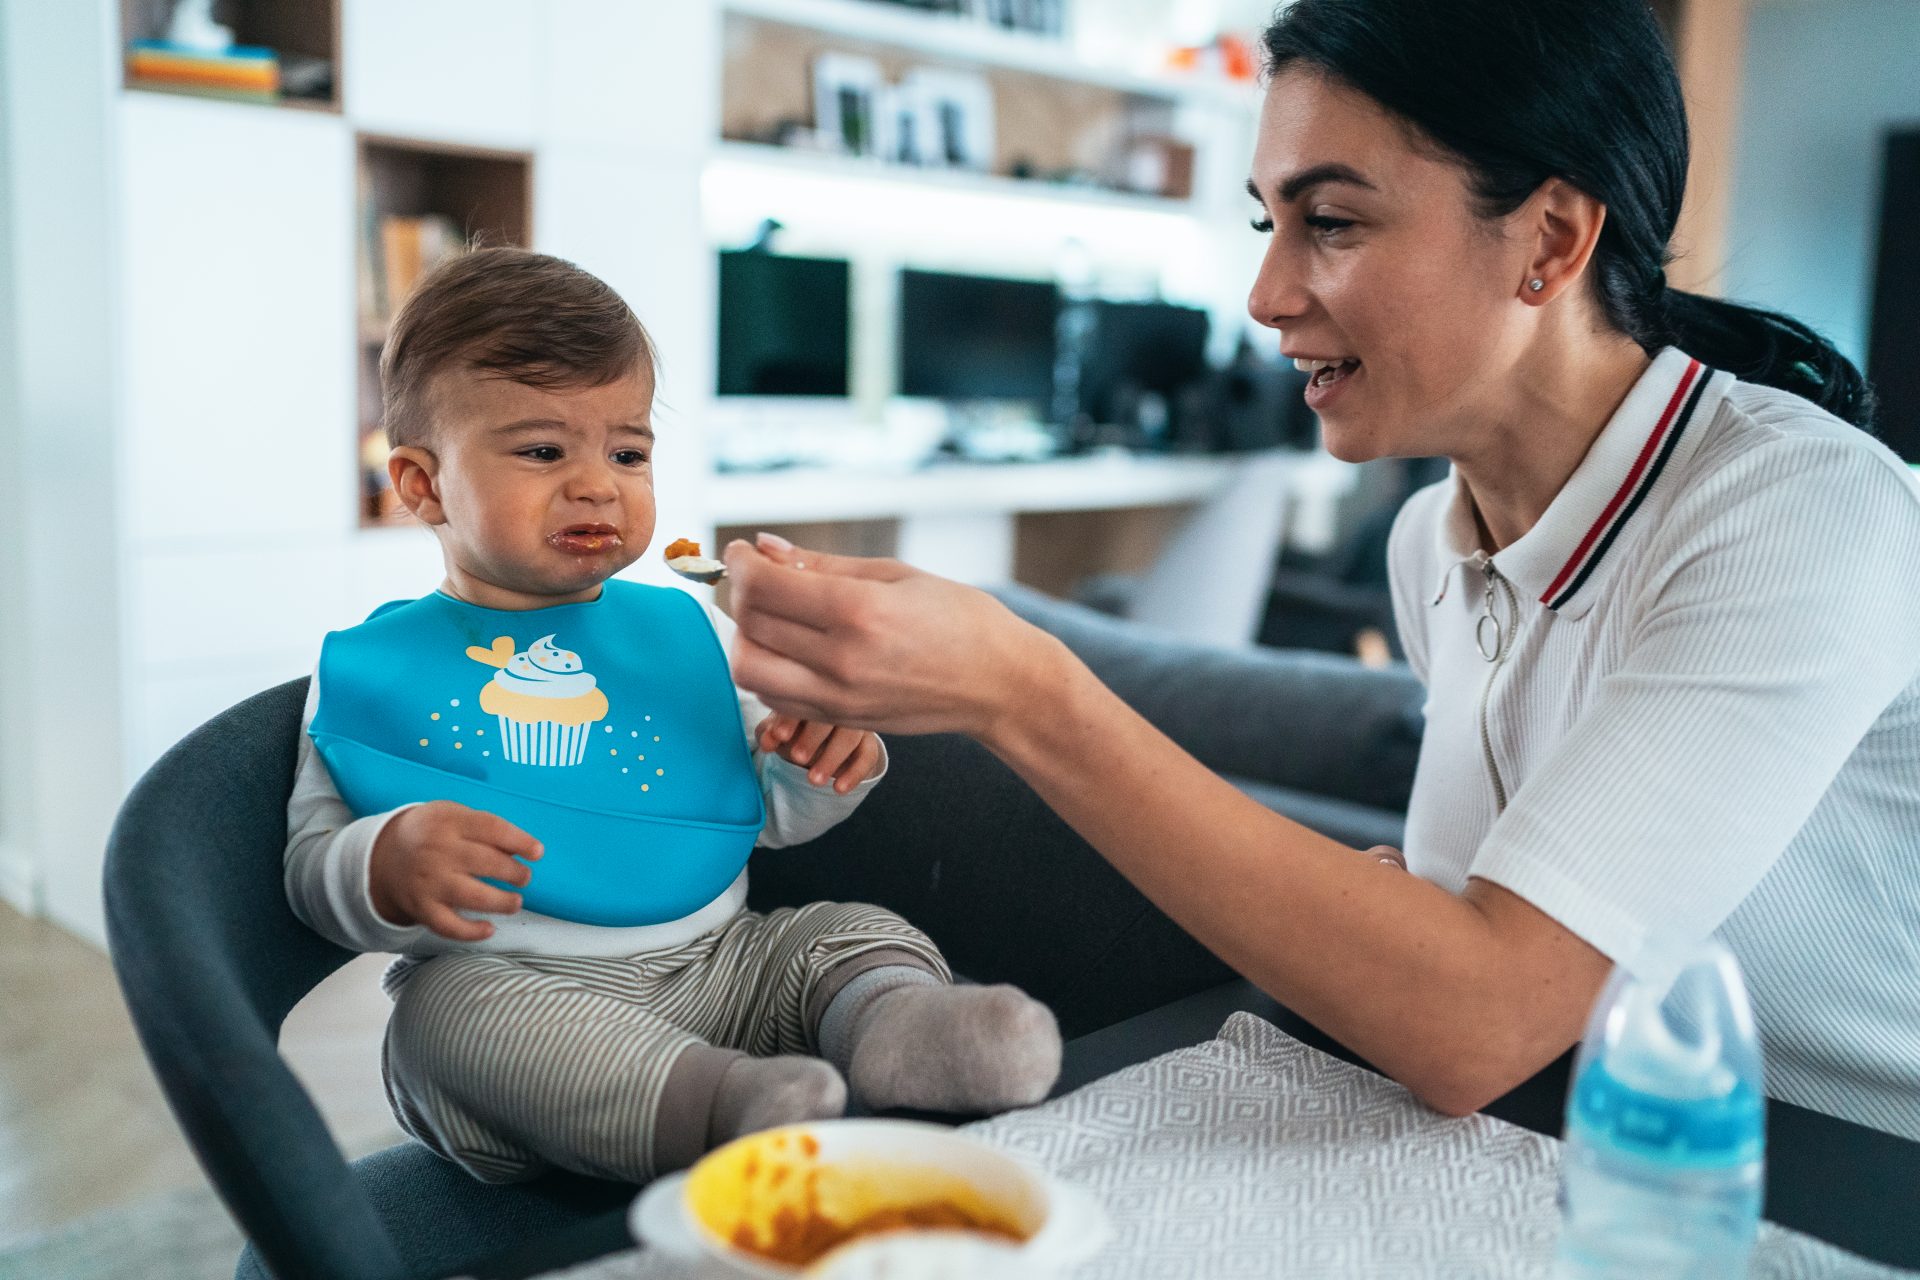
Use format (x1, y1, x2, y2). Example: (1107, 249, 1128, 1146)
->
(1538, 357, 1703, 606)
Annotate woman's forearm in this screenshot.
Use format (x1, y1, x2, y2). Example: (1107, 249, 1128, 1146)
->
(982, 635, 1605, 1113)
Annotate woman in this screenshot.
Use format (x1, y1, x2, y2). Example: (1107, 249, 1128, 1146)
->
(725, 0, 1920, 1138)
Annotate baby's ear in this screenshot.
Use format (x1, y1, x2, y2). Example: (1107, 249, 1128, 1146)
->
(387, 445, 446, 524)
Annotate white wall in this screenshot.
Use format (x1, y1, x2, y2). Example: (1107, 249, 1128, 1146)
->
(0, 0, 26, 912)
(0, 0, 126, 940)
(1721, 0, 1920, 365)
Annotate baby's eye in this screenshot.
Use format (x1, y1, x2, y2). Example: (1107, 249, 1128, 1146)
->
(519, 445, 562, 462)
(612, 449, 650, 467)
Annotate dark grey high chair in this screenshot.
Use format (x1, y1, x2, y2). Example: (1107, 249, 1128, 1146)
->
(100, 586, 1428, 1279)
(102, 678, 635, 1280)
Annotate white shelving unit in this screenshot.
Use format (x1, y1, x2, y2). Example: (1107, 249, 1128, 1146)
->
(710, 139, 1195, 217)
(8, 0, 1287, 944)
(721, 0, 1258, 109)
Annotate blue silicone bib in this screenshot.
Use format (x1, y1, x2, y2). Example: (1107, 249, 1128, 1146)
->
(309, 582, 765, 927)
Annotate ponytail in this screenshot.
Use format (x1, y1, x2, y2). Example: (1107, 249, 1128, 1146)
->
(1657, 290, 1876, 429)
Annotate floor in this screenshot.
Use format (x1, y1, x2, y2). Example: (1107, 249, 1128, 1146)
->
(0, 902, 402, 1247)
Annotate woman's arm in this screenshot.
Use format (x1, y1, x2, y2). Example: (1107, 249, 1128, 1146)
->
(725, 537, 1611, 1113)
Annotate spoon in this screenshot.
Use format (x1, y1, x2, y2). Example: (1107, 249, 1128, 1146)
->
(663, 538, 727, 585)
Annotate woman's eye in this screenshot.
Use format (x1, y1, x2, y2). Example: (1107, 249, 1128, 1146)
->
(519, 446, 562, 462)
(1250, 215, 1275, 234)
(612, 449, 649, 467)
(1306, 215, 1355, 238)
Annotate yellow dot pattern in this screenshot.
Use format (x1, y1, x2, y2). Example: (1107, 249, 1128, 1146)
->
(430, 713, 441, 721)
(418, 738, 429, 747)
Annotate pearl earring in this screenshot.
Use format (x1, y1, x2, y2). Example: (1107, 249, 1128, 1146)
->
(1528, 278, 1545, 293)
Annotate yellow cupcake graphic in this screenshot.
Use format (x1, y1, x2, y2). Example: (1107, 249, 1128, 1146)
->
(468, 634, 609, 766)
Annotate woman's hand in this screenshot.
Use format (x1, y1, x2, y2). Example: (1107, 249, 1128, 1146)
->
(724, 533, 1066, 742)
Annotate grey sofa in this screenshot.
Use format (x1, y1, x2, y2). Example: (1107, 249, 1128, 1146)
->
(752, 585, 1425, 1038)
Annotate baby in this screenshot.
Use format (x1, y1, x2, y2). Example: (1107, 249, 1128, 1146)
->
(286, 247, 1062, 1185)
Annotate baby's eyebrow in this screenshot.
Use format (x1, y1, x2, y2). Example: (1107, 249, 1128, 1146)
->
(612, 422, 655, 441)
(493, 418, 572, 436)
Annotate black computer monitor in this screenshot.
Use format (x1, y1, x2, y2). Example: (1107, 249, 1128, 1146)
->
(1072, 299, 1211, 426)
(897, 269, 1060, 406)
(716, 251, 851, 397)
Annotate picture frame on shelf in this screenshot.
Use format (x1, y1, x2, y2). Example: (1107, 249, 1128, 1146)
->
(902, 67, 996, 172)
(812, 52, 885, 157)
(875, 83, 924, 166)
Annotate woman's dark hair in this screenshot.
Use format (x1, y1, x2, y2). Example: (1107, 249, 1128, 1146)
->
(1263, 0, 1875, 428)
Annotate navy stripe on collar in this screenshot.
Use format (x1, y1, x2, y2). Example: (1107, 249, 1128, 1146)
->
(1541, 359, 1712, 612)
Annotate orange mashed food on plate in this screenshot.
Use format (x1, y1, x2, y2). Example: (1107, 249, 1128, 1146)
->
(730, 1192, 1025, 1267)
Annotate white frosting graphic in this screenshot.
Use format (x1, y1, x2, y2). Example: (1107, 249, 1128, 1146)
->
(491, 634, 599, 699)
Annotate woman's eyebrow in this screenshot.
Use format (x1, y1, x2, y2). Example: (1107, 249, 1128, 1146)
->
(1246, 164, 1378, 205)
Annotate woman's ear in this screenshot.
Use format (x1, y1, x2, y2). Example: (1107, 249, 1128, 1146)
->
(1520, 177, 1608, 304)
(387, 444, 447, 525)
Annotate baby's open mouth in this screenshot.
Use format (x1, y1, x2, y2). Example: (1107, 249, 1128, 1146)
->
(549, 524, 623, 555)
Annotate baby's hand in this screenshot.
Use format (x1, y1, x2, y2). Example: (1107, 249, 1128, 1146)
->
(369, 800, 542, 942)
(755, 714, 882, 793)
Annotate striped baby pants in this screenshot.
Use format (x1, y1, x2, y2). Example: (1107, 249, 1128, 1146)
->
(379, 900, 950, 1184)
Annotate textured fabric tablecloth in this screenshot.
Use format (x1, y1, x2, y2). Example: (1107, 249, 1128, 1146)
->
(550, 1013, 1914, 1279)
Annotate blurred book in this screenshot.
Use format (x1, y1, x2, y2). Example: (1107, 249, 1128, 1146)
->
(126, 39, 280, 102)
(369, 213, 468, 327)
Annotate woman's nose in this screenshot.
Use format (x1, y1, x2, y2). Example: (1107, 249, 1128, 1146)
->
(1246, 239, 1311, 330)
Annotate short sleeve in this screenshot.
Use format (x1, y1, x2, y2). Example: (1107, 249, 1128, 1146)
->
(1469, 440, 1920, 977)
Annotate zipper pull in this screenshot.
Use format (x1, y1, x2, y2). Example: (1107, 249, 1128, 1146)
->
(1476, 565, 1505, 662)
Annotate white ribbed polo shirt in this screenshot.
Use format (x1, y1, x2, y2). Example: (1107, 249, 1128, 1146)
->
(1388, 346, 1920, 1138)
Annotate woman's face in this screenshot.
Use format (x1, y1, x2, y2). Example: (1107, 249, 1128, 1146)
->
(1246, 67, 1538, 463)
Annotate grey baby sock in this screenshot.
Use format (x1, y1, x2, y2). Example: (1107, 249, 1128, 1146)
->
(817, 966, 1063, 1114)
(707, 1054, 848, 1148)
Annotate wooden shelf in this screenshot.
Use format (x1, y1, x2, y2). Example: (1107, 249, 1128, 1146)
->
(722, 0, 1254, 110)
(355, 135, 534, 526)
(120, 0, 340, 112)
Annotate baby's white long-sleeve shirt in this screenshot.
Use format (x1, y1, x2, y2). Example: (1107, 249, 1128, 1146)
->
(284, 602, 883, 959)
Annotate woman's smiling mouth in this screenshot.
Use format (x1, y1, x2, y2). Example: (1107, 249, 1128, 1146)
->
(548, 524, 623, 555)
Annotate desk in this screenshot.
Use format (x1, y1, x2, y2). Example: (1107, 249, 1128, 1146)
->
(479, 979, 1920, 1279)
(709, 449, 1352, 581)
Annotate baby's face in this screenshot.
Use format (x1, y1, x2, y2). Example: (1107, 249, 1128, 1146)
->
(417, 362, 657, 608)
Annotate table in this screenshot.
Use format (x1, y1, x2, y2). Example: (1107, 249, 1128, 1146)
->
(480, 980, 1920, 1279)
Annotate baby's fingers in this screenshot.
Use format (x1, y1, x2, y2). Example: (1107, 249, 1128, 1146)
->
(832, 734, 882, 794)
(450, 877, 524, 918)
(469, 845, 534, 889)
(783, 719, 836, 767)
(420, 904, 495, 943)
(464, 810, 544, 861)
(806, 727, 863, 786)
(756, 713, 800, 753)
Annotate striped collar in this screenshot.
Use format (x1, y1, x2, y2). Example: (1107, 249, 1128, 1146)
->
(1431, 347, 1729, 619)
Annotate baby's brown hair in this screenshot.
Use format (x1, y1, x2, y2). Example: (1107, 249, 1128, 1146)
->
(380, 247, 655, 449)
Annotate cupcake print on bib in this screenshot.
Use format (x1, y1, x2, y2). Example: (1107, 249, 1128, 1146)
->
(467, 634, 609, 766)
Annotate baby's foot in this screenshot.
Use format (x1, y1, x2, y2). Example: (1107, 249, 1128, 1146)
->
(708, 1055, 847, 1148)
(849, 984, 1062, 1114)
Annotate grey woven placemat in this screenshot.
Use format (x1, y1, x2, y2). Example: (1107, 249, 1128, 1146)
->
(565, 1012, 1914, 1279)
